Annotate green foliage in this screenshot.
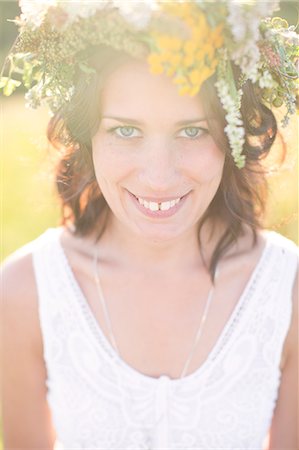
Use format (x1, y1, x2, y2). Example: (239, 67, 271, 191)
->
(0, 76, 21, 95)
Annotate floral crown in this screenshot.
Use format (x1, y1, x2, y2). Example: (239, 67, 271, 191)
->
(1, 0, 298, 169)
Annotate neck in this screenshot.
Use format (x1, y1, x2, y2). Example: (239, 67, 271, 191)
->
(94, 212, 225, 275)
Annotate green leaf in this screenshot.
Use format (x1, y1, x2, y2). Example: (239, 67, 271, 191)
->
(0, 77, 9, 89)
(226, 61, 240, 105)
(271, 17, 289, 29)
(2, 78, 22, 96)
(78, 62, 96, 75)
(23, 61, 34, 89)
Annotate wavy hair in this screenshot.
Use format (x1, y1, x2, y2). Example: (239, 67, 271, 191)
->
(47, 46, 278, 280)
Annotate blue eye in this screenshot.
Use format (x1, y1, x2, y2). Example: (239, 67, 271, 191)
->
(180, 127, 207, 139)
(109, 126, 140, 138)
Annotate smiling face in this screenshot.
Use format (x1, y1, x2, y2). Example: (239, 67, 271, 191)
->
(91, 60, 225, 242)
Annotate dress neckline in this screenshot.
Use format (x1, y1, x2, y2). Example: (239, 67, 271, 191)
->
(52, 227, 274, 386)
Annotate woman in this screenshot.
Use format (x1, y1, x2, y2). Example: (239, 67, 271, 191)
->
(1, 1, 298, 449)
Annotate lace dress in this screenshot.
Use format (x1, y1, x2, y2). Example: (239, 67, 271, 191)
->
(31, 227, 298, 450)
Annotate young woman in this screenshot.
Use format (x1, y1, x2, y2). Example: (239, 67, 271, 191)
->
(1, 2, 298, 449)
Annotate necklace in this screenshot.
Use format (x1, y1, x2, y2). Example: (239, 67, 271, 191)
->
(93, 248, 219, 448)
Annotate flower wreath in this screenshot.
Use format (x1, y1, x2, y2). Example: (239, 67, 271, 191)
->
(1, 0, 298, 168)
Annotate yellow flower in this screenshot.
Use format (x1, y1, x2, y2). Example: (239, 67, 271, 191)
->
(183, 54, 195, 67)
(178, 84, 192, 96)
(156, 35, 173, 49)
(201, 66, 214, 81)
(168, 37, 183, 52)
(162, 50, 173, 63)
(207, 46, 215, 61)
(147, 53, 164, 74)
(195, 49, 205, 62)
(198, 13, 208, 30)
(189, 69, 202, 86)
(189, 84, 201, 97)
(210, 58, 219, 71)
(184, 17, 196, 30)
(173, 75, 188, 86)
(150, 1, 223, 97)
(149, 64, 164, 75)
(193, 20, 208, 40)
(166, 66, 176, 77)
(169, 53, 182, 67)
(184, 40, 197, 55)
(212, 25, 224, 48)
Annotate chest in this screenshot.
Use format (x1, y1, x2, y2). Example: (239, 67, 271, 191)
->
(72, 259, 286, 379)
(45, 259, 285, 450)
(41, 233, 293, 449)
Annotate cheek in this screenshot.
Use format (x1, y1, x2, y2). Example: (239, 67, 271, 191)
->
(92, 133, 225, 186)
(184, 138, 225, 182)
(92, 135, 132, 182)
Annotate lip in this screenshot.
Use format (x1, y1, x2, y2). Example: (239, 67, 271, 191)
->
(127, 190, 190, 219)
(132, 193, 185, 203)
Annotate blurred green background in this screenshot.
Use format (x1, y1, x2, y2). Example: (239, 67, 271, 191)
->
(0, 1, 298, 449)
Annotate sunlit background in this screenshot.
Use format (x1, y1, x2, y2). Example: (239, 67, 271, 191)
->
(0, 1, 298, 448)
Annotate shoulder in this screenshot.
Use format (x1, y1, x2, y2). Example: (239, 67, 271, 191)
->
(254, 230, 298, 370)
(262, 229, 299, 258)
(2, 250, 41, 360)
(1, 228, 61, 354)
(284, 248, 298, 366)
(263, 231, 298, 367)
(1, 232, 58, 448)
(1, 227, 61, 292)
(254, 229, 298, 278)
(263, 230, 298, 289)
(2, 243, 37, 306)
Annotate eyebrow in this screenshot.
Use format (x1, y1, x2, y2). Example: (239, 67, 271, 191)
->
(101, 116, 208, 126)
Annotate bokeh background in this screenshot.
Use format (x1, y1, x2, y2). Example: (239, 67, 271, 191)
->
(0, 1, 298, 448)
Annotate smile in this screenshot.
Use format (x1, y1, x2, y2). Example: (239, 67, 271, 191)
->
(127, 190, 190, 219)
(136, 196, 181, 211)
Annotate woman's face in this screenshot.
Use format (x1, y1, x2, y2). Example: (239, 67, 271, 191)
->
(92, 60, 225, 241)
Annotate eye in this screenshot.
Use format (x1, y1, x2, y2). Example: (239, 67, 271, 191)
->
(108, 126, 141, 138)
(179, 126, 208, 139)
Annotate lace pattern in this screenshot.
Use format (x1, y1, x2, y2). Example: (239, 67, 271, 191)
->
(31, 228, 298, 450)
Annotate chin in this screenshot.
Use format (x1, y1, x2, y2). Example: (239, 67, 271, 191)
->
(132, 221, 192, 243)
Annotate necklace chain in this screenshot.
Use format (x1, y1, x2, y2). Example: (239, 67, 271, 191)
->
(93, 248, 219, 380)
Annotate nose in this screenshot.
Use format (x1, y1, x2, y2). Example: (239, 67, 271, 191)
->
(138, 138, 180, 192)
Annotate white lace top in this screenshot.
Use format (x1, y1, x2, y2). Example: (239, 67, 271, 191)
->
(31, 227, 298, 450)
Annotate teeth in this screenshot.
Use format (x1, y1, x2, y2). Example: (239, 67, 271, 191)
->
(160, 201, 171, 211)
(136, 196, 181, 211)
(149, 202, 159, 211)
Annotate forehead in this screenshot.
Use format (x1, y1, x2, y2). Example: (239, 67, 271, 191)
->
(99, 60, 206, 123)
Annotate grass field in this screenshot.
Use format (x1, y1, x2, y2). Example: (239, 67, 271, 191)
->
(1, 96, 60, 260)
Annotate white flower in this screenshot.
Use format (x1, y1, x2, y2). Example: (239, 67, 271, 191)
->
(113, 0, 157, 30)
(215, 77, 246, 168)
(59, 0, 110, 25)
(227, 0, 280, 81)
(258, 69, 276, 89)
(46, 0, 157, 28)
(19, 0, 57, 27)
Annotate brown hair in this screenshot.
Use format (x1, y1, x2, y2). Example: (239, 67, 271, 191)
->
(47, 46, 277, 280)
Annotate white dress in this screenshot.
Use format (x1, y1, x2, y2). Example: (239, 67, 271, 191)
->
(30, 227, 298, 450)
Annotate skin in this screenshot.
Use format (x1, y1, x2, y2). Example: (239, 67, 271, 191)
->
(91, 60, 225, 270)
(1, 60, 298, 449)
